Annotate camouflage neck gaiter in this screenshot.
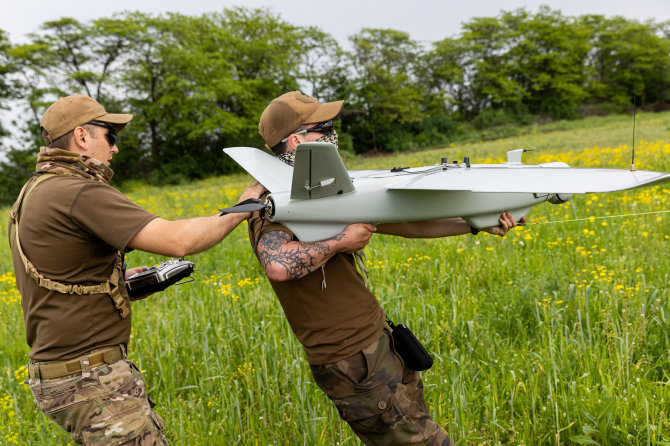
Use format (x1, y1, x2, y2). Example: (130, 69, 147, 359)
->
(316, 129, 338, 150)
(275, 130, 339, 167)
(276, 150, 296, 166)
(35, 147, 114, 183)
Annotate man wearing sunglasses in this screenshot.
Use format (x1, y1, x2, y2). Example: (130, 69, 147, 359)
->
(9, 94, 265, 445)
(250, 91, 522, 446)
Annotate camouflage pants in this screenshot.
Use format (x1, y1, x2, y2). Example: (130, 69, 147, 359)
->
(310, 330, 454, 446)
(28, 357, 167, 445)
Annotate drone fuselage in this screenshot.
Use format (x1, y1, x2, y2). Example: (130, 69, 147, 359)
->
(223, 143, 670, 242)
(267, 177, 545, 241)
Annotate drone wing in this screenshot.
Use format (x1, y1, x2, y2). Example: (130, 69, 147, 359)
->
(388, 165, 670, 194)
(224, 147, 293, 193)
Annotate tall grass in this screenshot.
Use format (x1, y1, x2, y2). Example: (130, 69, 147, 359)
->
(1, 112, 669, 445)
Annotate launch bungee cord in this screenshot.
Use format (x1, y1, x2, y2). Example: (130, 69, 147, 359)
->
(527, 208, 670, 226)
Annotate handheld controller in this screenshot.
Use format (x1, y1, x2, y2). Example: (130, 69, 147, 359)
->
(125, 258, 195, 299)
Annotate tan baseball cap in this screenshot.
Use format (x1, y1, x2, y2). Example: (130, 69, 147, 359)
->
(40, 94, 133, 144)
(258, 91, 343, 149)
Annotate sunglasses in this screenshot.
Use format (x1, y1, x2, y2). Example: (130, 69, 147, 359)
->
(86, 120, 118, 146)
(282, 120, 334, 142)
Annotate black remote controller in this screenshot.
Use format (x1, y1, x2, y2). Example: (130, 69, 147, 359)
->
(125, 259, 195, 299)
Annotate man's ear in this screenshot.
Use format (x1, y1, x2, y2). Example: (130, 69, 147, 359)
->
(71, 126, 89, 151)
(287, 133, 301, 150)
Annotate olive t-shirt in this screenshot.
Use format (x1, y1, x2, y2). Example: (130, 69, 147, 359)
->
(9, 175, 158, 361)
(248, 211, 385, 365)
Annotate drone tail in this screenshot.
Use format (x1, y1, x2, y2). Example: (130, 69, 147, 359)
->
(290, 142, 355, 199)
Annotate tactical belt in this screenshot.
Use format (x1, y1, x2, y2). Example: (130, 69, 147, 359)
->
(9, 174, 130, 318)
(29, 346, 124, 379)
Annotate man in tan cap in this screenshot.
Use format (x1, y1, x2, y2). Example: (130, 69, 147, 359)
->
(258, 90, 342, 164)
(250, 91, 522, 445)
(9, 94, 265, 445)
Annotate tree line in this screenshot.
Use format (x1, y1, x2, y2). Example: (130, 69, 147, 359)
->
(0, 6, 669, 204)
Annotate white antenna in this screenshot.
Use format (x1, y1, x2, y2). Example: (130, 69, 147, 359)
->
(630, 95, 637, 171)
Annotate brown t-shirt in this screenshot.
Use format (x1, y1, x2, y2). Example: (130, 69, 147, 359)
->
(9, 175, 158, 361)
(248, 210, 385, 365)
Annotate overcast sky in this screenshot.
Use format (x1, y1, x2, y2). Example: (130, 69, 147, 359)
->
(2, 0, 669, 46)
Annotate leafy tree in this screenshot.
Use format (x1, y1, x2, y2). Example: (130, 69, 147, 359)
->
(112, 12, 214, 181)
(347, 28, 426, 152)
(297, 26, 349, 102)
(8, 17, 133, 151)
(502, 7, 592, 119)
(0, 148, 36, 205)
(419, 37, 467, 117)
(457, 16, 526, 118)
(584, 16, 670, 110)
(1, 17, 136, 205)
(11, 18, 129, 102)
(0, 30, 37, 206)
(0, 29, 12, 143)
(295, 26, 359, 151)
(208, 7, 303, 146)
(115, 8, 305, 182)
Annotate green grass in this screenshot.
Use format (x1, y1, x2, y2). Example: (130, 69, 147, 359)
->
(1, 111, 670, 445)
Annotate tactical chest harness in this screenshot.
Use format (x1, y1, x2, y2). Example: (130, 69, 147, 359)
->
(9, 174, 130, 318)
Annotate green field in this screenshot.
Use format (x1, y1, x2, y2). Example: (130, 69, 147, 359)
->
(1, 112, 670, 445)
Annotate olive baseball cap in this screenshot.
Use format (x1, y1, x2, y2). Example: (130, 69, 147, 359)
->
(40, 94, 133, 144)
(258, 91, 343, 149)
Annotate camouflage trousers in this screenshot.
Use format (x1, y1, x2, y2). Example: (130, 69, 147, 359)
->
(310, 330, 454, 446)
(28, 355, 167, 445)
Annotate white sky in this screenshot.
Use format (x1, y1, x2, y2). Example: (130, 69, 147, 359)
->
(2, 0, 669, 46)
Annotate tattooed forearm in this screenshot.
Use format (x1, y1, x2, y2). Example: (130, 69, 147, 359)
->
(258, 231, 346, 280)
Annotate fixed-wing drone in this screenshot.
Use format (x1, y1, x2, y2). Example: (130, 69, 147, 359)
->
(220, 142, 670, 241)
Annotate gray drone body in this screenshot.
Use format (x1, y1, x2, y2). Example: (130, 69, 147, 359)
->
(224, 143, 670, 241)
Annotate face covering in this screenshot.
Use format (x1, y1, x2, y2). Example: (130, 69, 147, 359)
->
(316, 129, 338, 150)
(276, 150, 295, 166)
(36, 147, 114, 183)
(275, 130, 339, 167)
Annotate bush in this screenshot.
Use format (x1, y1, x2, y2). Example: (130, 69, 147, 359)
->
(376, 126, 416, 152)
(337, 131, 354, 155)
(0, 149, 36, 207)
(413, 114, 460, 148)
(471, 108, 533, 130)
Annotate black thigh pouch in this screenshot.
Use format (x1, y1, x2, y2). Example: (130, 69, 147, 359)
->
(388, 321, 434, 372)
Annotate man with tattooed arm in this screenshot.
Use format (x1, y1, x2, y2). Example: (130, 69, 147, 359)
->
(249, 91, 522, 446)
